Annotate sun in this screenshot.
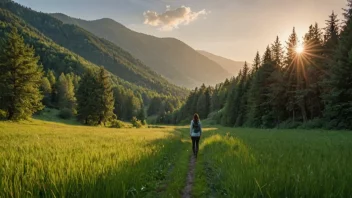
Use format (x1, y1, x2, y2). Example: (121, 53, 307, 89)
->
(295, 44, 304, 54)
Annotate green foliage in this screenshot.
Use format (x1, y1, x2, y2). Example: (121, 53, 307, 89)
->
(298, 118, 324, 129)
(323, 3, 352, 129)
(57, 73, 77, 113)
(167, 8, 351, 130)
(0, 5, 187, 119)
(0, 27, 43, 120)
(58, 108, 73, 119)
(110, 119, 126, 128)
(0, 109, 7, 120)
(51, 13, 231, 89)
(131, 117, 143, 128)
(0, 1, 187, 97)
(77, 68, 116, 125)
(40, 77, 52, 106)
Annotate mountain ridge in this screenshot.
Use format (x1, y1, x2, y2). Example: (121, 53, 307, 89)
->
(0, 1, 188, 100)
(197, 50, 246, 76)
(0, 0, 187, 98)
(51, 13, 232, 88)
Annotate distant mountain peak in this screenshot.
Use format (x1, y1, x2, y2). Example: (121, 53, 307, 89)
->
(51, 14, 232, 88)
(197, 50, 246, 76)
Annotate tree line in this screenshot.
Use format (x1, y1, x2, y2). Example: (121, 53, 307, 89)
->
(0, 28, 149, 125)
(172, 4, 352, 129)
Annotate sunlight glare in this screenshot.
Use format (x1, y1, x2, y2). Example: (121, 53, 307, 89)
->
(295, 45, 304, 54)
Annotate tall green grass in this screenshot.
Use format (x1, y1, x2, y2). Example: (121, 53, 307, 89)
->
(2, 120, 352, 197)
(195, 127, 352, 197)
(0, 120, 186, 197)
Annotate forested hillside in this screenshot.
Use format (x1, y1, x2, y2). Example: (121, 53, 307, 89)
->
(0, 0, 187, 98)
(159, 8, 352, 129)
(0, 1, 189, 123)
(51, 13, 232, 88)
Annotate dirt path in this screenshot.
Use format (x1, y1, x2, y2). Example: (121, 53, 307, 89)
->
(182, 155, 196, 198)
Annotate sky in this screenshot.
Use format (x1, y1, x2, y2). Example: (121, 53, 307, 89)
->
(15, 0, 346, 62)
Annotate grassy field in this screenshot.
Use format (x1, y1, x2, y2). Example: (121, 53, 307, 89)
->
(1, 119, 352, 197)
(0, 119, 192, 197)
(194, 128, 352, 197)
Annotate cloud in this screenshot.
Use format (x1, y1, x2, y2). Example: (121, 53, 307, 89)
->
(143, 6, 208, 31)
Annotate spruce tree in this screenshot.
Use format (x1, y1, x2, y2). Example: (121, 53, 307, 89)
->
(283, 28, 300, 122)
(252, 51, 261, 74)
(41, 77, 52, 107)
(0, 28, 43, 120)
(271, 36, 284, 68)
(113, 86, 125, 119)
(235, 62, 250, 127)
(260, 47, 276, 127)
(304, 23, 324, 119)
(57, 73, 76, 113)
(137, 107, 146, 124)
(77, 69, 100, 125)
(47, 70, 57, 106)
(247, 47, 276, 127)
(324, 11, 340, 49)
(96, 67, 115, 125)
(324, 2, 352, 129)
(269, 36, 286, 125)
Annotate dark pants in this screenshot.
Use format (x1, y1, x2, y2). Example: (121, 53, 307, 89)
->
(191, 136, 200, 156)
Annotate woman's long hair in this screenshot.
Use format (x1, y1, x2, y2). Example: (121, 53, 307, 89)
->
(193, 113, 200, 123)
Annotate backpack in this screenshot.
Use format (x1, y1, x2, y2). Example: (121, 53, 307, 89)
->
(193, 121, 201, 133)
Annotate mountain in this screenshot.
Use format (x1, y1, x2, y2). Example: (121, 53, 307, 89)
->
(197, 50, 245, 76)
(0, 0, 187, 99)
(51, 13, 232, 88)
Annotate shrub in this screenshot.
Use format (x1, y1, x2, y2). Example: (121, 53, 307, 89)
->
(298, 118, 324, 129)
(111, 119, 125, 128)
(131, 117, 143, 128)
(278, 120, 301, 129)
(58, 108, 73, 119)
(0, 110, 7, 120)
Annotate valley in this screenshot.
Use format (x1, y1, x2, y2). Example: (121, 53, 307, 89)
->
(1, 0, 352, 197)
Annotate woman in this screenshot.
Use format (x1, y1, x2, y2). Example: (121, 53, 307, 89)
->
(190, 113, 202, 157)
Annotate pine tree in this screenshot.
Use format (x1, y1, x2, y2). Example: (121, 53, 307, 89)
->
(283, 28, 300, 122)
(196, 84, 208, 118)
(235, 62, 250, 127)
(0, 28, 43, 120)
(247, 47, 276, 127)
(77, 69, 100, 125)
(269, 36, 286, 125)
(252, 51, 261, 74)
(204, 86, 212, 116)
(113, 86, 125, 119)
(96, 67, 115, 125)
(47, 70, 57, 106)
(324, 11, 340, 49)
(57, 73, 76, 113)
(137, 106, 146, 124)
(271, 36, 284, 68)
(260, 47, 276, 127)
(148, 97, 162, 116)
(324, 2, 352, 129)
(303, 23, 324, 119)
(41, 77, 52, 106)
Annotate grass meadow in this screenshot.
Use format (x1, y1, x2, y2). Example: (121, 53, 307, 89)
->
(193, 128, 352, 197)
(0, 120, 192, 197)
(1, 118, 352, 197)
